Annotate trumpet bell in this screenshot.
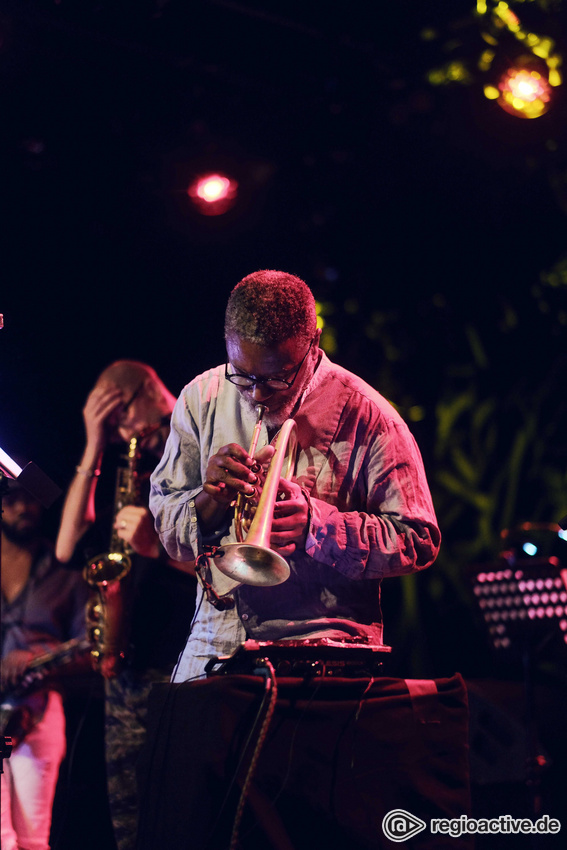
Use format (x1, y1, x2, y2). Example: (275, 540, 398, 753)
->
(213, 543, 290, 587)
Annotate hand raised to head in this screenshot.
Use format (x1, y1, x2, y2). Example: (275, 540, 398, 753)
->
(82, 383, 124, 454)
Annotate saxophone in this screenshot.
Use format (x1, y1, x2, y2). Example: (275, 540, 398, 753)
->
(83, 435, 141, 679)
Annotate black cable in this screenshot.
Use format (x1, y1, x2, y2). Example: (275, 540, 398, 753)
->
(229, 659, 278, 850)
(200, 667, 273, 848)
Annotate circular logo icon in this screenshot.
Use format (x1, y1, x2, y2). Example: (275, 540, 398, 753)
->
(382, 809, 427, 842)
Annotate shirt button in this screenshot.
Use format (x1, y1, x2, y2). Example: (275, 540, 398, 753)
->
(241, 613, 249, 621)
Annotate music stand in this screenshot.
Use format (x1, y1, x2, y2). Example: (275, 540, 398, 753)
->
(467, 541, 567, 826)
(468, 555, 567, 660)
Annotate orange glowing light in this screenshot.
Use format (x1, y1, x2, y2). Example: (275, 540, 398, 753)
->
(507, 70, 546, 101)
(187, 172, 239, 215)
(498, 65, 551, 118)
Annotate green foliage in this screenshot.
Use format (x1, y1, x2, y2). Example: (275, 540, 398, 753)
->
(318, 259, 567, 676)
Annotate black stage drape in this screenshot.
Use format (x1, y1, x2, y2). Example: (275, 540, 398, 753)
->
(136, 673, 472, 850)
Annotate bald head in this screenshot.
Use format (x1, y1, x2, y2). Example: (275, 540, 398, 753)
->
(97, 360, 159, 395)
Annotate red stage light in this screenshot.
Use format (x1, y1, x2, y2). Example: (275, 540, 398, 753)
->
(196, 174, 231, 202)
(187, 172, 238, 215)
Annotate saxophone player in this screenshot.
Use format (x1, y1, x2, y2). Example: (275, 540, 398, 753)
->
(56, 360, 197, 850)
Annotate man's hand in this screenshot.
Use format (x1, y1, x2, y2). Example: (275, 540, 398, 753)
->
(82, 383, 124, 455)
(196, 444, 275, 533)
(269, 478, 309, 556)
(115, 505, 160, 558)
(1, 649, 35, 689)
(203, 444, 275, 505)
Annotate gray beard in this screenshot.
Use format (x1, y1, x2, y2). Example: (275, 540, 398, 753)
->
(239, 392, 300, 430)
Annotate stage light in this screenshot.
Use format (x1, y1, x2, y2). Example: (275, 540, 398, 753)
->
(196, 175, 231, 202)
(0, 445, 61, 507)
(0, 446, 22, 479)
(496, 61, 552, 118)
(187, 172, 238, 216)
(427, 2, 564, 120)
(500, 522, 567, 566)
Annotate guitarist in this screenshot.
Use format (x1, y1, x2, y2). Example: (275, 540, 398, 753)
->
(1, 480, 90, 850)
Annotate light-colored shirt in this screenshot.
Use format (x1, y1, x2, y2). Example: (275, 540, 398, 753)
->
(149, 352, 440, 681)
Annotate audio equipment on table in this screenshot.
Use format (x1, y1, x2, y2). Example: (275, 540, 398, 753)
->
(205, 637, 392, 678)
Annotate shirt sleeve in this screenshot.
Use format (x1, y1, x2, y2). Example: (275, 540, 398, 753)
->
(149, 391, 205, 562)
(304, 420, 440, 580)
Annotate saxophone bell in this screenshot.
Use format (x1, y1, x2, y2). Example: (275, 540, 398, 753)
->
(84, 551, 131, 585)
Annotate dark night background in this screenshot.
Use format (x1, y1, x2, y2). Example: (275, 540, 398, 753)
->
(1, 1, 567, 843)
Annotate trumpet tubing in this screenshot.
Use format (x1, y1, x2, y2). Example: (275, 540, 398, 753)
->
(238, 417, 297, 547)
(233, 403, 266, 541)
(212, 408, 297, 588)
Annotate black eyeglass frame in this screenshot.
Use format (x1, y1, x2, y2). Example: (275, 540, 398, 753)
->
(225, 339, 314, 392)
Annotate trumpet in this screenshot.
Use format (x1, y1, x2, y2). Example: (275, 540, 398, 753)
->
(212, 404, 297, 588)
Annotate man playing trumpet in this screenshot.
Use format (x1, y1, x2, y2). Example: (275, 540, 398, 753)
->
(150, 270, 441, 683)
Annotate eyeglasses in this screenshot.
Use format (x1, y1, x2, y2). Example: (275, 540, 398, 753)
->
(225, 340, 313, 392)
